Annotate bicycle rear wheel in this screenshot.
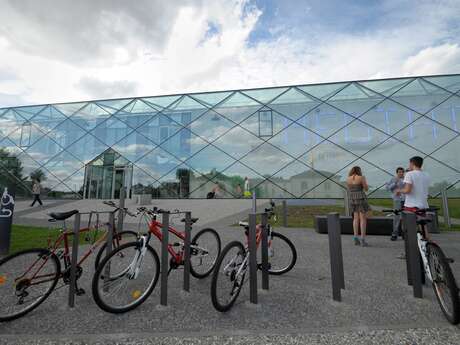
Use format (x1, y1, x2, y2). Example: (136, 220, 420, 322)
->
(211, 241, 247, 312)
(427, 243, 460, 324)
(266, 231, 297, 275)
(190, 228, 221, 278)
(92, 242, 160, 314)
(0, 249, 60, 322)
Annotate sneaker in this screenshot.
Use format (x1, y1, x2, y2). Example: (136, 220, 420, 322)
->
(390, 235, 397, 241)
(353, 237, 360, 246)
(361, 239, 369, 247)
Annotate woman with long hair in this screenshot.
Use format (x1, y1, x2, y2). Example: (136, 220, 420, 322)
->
(347, 166, 370, 246)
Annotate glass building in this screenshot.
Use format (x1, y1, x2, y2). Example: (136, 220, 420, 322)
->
(0, 74, 459, 199)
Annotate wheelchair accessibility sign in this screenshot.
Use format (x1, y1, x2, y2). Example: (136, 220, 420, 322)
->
(1, 187, 14, 218)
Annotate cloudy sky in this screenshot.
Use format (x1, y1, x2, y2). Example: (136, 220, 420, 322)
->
(0, 0, 459, 107)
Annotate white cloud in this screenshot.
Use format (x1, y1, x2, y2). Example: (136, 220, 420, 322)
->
(0, 0, 459, 108)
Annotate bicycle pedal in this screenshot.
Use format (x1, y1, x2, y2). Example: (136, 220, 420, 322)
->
(76, 288, 85, 296)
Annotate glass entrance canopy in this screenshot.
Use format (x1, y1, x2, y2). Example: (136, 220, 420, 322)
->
(0, 74, 459, 199)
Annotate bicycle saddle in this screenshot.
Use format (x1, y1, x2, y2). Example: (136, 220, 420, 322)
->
(48, 209, 79, 221)
(180, 217, 199, 224)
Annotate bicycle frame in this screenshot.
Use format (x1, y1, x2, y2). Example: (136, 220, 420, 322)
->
(416, 227, 433, 282)
(148, 217, 187, 264)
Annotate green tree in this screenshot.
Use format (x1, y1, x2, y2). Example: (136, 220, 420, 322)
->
(0, 148, 28, 195)
(30, 169, 47, 182)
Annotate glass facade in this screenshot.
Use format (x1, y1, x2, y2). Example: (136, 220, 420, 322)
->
(1, 75, 459, 199)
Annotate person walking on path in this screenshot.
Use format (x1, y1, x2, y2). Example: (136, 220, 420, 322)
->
(30, 179, 43, 207)
(347, 166, 370, 246)
(243, 177, 251, 198)
(386, 167, 405, 241)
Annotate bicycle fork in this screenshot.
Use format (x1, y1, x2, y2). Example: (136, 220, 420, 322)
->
(417, 234, 433, 283)
(126, 235, 148, 280)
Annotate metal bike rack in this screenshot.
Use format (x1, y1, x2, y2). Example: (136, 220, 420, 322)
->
(248, 211, 269, 305)
(282, 200, 288, 227)
(402, 212, 423, 299)
(327, 212, 345, 302)
(159, 210, 193, 306)
(68, 212, 80, 308)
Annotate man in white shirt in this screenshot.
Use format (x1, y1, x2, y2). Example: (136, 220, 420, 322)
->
(396, 156, 431, 238)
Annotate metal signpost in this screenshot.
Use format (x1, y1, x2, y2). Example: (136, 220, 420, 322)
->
(327, 213, 345, 302)
(0, 186, 15, 255)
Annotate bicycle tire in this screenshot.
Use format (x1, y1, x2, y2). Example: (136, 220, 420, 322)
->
(267, 231, 297, 275)
(0, 248, 60, 322)
(190, 228, 221, 279)
(94, 230, 138, 270)
(92, 242, 160, 314)
(211, 241, 246, 312)
(427, 243, 460, 324)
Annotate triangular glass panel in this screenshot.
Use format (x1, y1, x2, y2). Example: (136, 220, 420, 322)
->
(190, 91, 233, 108)
(184, 145, 236, 177)
(390, 78, 452, 114)
(50, 118, 87, 147)
(298, 141, 357, 178)
(300, 178, 346, 198)
(159, 128, 209, 161)
(239, 142, 294, 177)
(300, 103, 355, 139)
(64, 133, 109, 164)
(328, 119, 388, 156)
(268, 87, 321, 121)
(298, 82, 349, 100)
(327, 82, 381, 101)
(213, 92, 263, 124)
(242, 87, 289, 105)
(119, 99, 158, 115)
(88, 116, 136, 147)
(14, 105, 47, 120)
(141, 95, 181, 110)
(70, 102, 111, 122)
(269, 160, 324, 197)
(168, 95, 210, 112)
(190, 109, 236, 142)
(267, 121, 323, 158)
(202, 124, 264, 161)
(360, 139, 424, 174)
(427, 94, 460, 132)
(393, 114, 458, 154)
(28, 105, 67, 122)
(430, 135, 460, 171)
(95, 99, 133, 114)
(423, 75, 460, 94)
(111, 131, 158, 163)
(359, 99, 422, 136)
(255, 179, 296, 198)
(53, 102, 88, 117)
(358, 78, 413, 97)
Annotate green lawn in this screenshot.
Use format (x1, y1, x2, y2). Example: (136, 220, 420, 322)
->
(369, 198, 460, 219)
(7, 224, 104, 255)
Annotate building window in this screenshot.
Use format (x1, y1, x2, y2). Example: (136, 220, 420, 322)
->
(258, 109, 273, 137)
(19, 122, 32, 148)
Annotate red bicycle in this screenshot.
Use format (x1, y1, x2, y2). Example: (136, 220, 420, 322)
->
(0, 202, 137, 322)
(92, 206, 221, 313)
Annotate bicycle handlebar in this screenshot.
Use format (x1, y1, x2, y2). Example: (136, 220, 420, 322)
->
(382, 207, 439, 215)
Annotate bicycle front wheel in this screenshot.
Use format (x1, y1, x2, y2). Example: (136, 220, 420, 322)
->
(427, 243, 460, 324)
(211, 241, 247, 312)
(92, 242, 160, 314)
(190, 228, 221, 278)
(0, 249, 60, 322)
(267, 232, 297, 275)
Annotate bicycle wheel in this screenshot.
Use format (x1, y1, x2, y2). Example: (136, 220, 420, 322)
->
(92, 242, 160, 314)
(427, 243, 460, 324)
(190, 228, 221, 278)
(266, 231, 297, 275)
(94, 230, 138, 270)
(0, 249, 60, 322)
(211, 241, 247, 312)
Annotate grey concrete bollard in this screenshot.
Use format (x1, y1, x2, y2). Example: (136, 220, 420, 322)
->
(327, 212, 345, 302)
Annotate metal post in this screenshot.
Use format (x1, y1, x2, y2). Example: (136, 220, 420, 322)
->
(327, 212, 345, 302)
(252, 191, 257, 213)
(403, 221, 412, 286)
(260, 212, 269, 290)
(282, 200, 288, 227)
(248, 213, 258, 304)
(68, 212, 80, 308)
(183, 211, 191, 292)
(117, 186, 125, 233)
(102, 212, 115, 293)
(403, 212, 423, 298)
(441, 188, 451, 229)
(343, 189, 350, 217)
(160, 212, 169, 306)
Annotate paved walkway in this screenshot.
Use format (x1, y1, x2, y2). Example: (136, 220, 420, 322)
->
(1, 223, 459, 344)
